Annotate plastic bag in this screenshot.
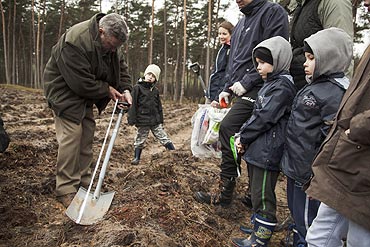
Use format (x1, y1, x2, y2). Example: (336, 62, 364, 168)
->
(202, 107, 230, 145)
(190, 104, 229, 158)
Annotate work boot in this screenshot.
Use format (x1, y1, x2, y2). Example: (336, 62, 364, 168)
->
(194, 176, 236, 207)
(231, 214, 276, 247)
(164, 142, 175, 150)
(131, 148, 142, 165)
(56, 193, 76, 208)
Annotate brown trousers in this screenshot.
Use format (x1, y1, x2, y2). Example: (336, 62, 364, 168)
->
(54, 108, 95, 196)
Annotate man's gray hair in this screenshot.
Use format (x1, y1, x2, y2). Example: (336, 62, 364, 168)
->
(99, 13, 128, 42)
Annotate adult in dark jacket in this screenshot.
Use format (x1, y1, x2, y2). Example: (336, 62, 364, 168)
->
(195, 0, 289, 208)
(231, 36, 296, 247)
(306, 2, 370, 242)
(289, 0, 353, 90)
(44, 13, 132, 207)
(127, 64, 175, 165)
(281, 27, 353, 247)
(206, 21, 233, 106)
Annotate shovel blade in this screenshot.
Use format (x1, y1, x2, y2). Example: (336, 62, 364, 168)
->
(65, 187, 115, 225)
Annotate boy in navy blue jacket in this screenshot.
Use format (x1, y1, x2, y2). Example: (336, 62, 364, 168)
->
(231, 36, 296, 247)
(281, 27, 353, 247)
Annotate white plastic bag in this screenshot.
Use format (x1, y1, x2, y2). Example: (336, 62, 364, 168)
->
(190, 104, 229, 158)
(202, 107, 230, 145)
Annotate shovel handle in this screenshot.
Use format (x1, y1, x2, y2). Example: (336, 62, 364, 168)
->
(117, 101, 130, 114)
(93, 105, 126, 200)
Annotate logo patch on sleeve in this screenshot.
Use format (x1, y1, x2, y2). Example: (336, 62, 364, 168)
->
(302, 95, 317, 107)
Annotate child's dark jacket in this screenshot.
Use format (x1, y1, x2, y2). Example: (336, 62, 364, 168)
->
(127, 78, 163, 127)
(240, 36, 296, 171)
(281, 74, 347, 184)
(281, 28, 353, 185)
(240, 72, 296, 171)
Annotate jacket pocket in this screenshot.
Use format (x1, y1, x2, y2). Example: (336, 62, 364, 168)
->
(327, 130, 370, 194)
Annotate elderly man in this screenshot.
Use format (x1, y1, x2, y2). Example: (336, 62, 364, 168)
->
(44, 13, 132, 207)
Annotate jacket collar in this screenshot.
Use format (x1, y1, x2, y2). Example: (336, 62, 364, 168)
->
(240, 0, 267, 16)
(266, 70, 290, 82)
(90, 13, 106, 50)
(138, 78, 156, 88)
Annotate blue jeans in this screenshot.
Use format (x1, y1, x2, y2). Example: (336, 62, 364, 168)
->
(306, 203, 370, 247)
(287, 177, 320, 246)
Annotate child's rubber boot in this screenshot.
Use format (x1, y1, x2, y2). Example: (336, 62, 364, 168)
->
(131, 148, 142, 165)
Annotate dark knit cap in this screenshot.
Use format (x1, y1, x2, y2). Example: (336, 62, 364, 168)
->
(254, 47, 273, 65)
(303, 41, 314, 54)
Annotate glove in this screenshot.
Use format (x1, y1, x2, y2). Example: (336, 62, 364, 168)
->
(229, 81, 247, 96)
(219, 91, 231, 104)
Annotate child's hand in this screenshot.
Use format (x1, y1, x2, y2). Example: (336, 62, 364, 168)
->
(235, 136, 245, 154)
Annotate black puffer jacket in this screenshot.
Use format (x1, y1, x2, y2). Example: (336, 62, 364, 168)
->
(127, 78, 163, 127)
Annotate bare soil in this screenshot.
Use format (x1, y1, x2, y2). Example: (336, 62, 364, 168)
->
(0, 85, 290, 247)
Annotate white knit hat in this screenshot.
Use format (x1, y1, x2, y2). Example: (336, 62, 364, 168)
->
(144, 64, 161, 81)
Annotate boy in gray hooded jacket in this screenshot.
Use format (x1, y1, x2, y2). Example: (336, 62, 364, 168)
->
(281, 27, 353, 247)
(231, 36, 296, 247)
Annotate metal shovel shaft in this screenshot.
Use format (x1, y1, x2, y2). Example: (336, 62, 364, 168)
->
(93, 110, 123, 199)
(198, 75, 207, 96)
(69, 102, 128, 225)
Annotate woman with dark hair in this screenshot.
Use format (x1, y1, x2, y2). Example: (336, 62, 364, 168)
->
(206, 21, 234, 107)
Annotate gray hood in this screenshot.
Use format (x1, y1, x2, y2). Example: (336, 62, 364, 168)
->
(252, 36, 292, 74)
(304, 27, 353, 82)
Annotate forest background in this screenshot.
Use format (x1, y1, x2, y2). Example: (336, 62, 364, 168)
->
(0, 0, 369, 103)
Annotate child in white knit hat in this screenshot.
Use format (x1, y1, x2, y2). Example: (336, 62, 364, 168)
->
(127, 64, 175, 165)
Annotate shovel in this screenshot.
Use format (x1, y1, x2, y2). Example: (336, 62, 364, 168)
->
(190, 62, 207, 96)
(66, 100, 129, 225)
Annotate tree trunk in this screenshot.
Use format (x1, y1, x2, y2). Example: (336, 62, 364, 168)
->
(173, 41, 180, 101)
(173, 3, 181, 101)
(205, 0, 212, 89)
(0, 1, 10, 84)
(163, 0, 168, 99)
(40, 0, 46, 83)
(7, 1, 11, 83)
(58, 0, 65, 40)
(12, 0, 16, 84)
(352, 0, 361, 20)
(36, 4, 41, 88)
(20, 25, 26, 85)
(180, 0, 187, 104)
(149, 0, 154, 64)
(31, 0, 36, 88)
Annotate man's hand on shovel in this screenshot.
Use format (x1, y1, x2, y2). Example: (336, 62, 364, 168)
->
(109, 86, 131, 111)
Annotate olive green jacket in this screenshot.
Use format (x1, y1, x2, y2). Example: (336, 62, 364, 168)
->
(43, 13, 132, 124)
